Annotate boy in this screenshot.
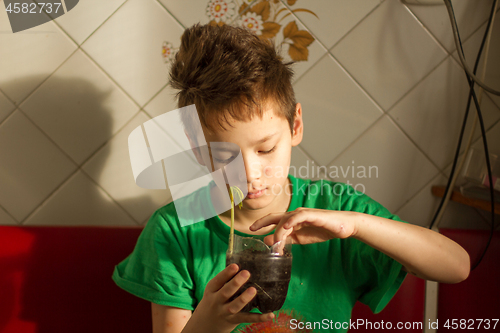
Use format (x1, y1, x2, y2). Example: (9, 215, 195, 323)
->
(113, 24, 470, 333)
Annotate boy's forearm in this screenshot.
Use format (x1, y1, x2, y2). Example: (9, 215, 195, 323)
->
(349, 212, 470, 283)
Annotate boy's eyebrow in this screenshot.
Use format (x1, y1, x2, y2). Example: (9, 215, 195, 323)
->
(252, 132, 278, 145)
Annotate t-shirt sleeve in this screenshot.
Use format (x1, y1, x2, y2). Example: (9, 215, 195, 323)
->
(112, 209, 196, 310)
(336, 184, 408, 314)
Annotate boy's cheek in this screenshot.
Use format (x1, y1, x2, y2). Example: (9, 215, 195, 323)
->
(264, 166, 272, 177)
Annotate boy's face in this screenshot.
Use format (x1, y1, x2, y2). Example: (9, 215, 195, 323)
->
(196, 101, 303, 212)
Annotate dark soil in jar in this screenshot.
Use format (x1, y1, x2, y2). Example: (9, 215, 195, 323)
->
(226, 247, 292, 313)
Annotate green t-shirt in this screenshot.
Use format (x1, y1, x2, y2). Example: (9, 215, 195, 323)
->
(113, 175, 407, 332)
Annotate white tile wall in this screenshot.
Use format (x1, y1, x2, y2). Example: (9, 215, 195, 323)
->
(55, 0, 127, 44)
(1, 0, 498, 228)
(0, 90, 16, 124)
(294, 53, 383, 166)
(290, 0, 382, 50)
(19, 50, 139, 164)
(82, 0, 184, 107)
(23, 171, 137, 226)
(0, 206, 18, 225)
(327, 116, 439, 213)
(389, 57, 500, 170)
(452, 11, 500, 109)
(0, 7, 76, 104)
(406, 0, 495, 54)
(331, 0, 448, 111)
(82, 112, 173, 223)
(0, 111, 77, 222)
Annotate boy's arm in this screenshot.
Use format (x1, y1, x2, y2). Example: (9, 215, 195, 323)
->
(250, 209, 470, 284)
(349, 212, 470, 283)
(152, 304, 191, 333)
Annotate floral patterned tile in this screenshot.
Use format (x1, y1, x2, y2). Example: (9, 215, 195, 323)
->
(159, 1, 325, 83)
(233, 0, 327, 81)
(159, 0, 251, 28)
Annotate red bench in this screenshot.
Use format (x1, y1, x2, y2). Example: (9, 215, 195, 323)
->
(0, 226, 495, 333)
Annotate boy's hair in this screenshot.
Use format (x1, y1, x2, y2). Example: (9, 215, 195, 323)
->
(169, 23, 296, 140)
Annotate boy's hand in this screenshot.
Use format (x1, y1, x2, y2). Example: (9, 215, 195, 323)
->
(249, 208, 356, 247)
(183, 264, 274, 333)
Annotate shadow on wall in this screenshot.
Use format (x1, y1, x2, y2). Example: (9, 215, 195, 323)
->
(2, 76, 162, 226)
(0, 77, 162, 332)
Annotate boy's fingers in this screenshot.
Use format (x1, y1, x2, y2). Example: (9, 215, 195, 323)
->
(226, 286, 256, 314)
(217, 270, 251, 302)
(273, 226, 294, 246)
(249, 213, 284, 231)
(205, 264, 239, 293)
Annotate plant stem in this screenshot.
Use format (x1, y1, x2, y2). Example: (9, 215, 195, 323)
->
(228, 189, 235, 255)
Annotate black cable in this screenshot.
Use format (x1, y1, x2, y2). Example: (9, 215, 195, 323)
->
(429, 0, 497, 230)
(430, 0, 496, 271)
(444, 0, 500, 96)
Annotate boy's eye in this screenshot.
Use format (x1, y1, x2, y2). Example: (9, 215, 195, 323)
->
(260, 146, 276, 154)
(214, 155, 235, 164)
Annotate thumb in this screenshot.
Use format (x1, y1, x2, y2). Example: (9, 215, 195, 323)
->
(263, 235, 274, 247)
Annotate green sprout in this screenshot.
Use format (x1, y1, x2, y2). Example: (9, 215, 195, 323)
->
(228, 185, 244, 255)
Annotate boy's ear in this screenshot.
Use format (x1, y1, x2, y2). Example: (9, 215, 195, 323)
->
(291, 103, 304, 147)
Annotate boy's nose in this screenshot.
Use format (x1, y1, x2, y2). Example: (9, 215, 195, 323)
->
(244, 158, 262, 183)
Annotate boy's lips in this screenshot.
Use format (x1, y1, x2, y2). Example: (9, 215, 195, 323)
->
(247, 188, 266, 199)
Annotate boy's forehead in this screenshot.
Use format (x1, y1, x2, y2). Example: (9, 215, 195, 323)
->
(204, 108, 287, 138)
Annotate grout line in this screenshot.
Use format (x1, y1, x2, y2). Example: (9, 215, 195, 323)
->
(11, 106, 140, 225)
(329, 1, 385, 52)
(0, 106, 18, 128)
(0, 203, 20, 225)
(323, 113, 384, 167)
(79, 109, 143, 168)
(79, 169, 142, 225)
(15, 105, 79, 166)
(142, 82, 170, 110)
(385, 112, 446, 173)
(280, 1, 387, 114)
(0, 87, 17, 108)
(291, 49, 328, 85)
(12, 47, 79, 108)
(79, 0, 131, 46)
(155, 0, 186, 29)
(384, 56, 449, 113)
(293, 143, 322, 169)
(401, 2, 451, 57)
(19, 167, 80, 224)
(77, 47, 142, 109)
(393, 172, 442, 217)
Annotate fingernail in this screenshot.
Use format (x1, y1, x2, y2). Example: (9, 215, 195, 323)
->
(249, 224, 255, 231)
(240, 270, 250, 279)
